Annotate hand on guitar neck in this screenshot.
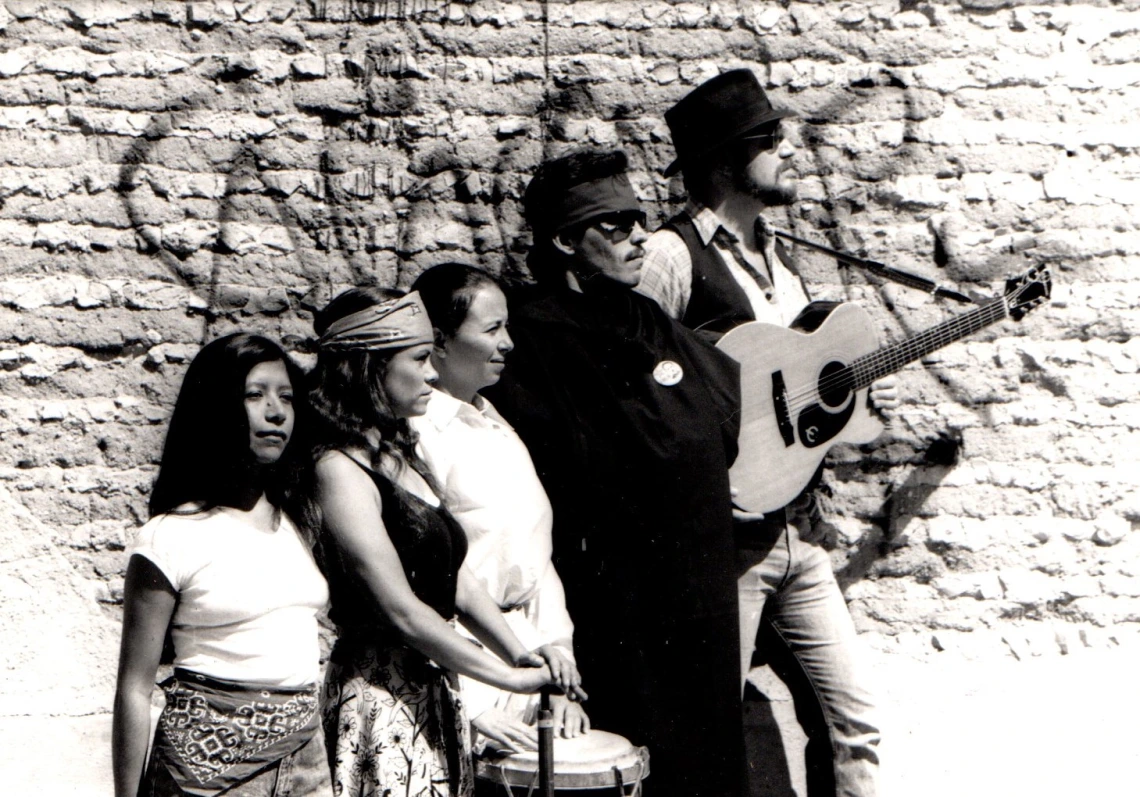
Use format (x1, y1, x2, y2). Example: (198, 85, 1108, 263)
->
(719, 265, 1051, 515)
(868, 375, 901, 419)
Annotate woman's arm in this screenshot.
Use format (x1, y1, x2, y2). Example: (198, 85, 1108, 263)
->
(528, 564, 590, 725)
(112, 555, 177, 797)
(453, 565, 535, 666)
(455, 566, 585, 700)
(316, 453, 552, 694)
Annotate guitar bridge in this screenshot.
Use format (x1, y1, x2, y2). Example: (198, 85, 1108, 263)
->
(771, 370, 794, 447)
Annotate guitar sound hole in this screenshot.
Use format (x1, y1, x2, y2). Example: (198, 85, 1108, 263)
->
(818, 360, 853, 408)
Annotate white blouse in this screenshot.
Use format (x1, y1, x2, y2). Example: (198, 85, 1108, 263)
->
(413, 389, 576, 718)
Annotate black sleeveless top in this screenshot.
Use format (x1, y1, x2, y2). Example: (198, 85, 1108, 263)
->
(324, 455, 468, 638)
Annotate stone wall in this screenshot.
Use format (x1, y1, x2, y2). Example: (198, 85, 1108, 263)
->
(1, 0, 1138, 715)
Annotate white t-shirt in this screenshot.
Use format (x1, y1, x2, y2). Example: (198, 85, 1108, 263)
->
(129, 508, 328, 688)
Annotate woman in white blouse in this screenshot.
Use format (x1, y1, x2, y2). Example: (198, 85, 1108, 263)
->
(411, 263, 590, 753)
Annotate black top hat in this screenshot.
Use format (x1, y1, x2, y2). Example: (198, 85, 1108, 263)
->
(663, 69, 795, 177)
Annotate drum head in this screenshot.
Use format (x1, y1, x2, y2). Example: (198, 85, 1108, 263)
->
(476, 729, 649, 789)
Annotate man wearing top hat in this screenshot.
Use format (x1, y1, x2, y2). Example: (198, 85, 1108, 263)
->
(486, 148, 745, 797)
(638, 69, 897, 797)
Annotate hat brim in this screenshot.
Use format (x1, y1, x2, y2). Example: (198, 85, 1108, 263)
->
(662, 106, 797, 177)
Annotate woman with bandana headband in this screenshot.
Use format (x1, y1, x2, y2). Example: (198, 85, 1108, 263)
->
(293, 288, 582, 797)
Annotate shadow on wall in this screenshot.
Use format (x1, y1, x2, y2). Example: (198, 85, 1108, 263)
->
(116, 92, 359, 348)
(107, 10, 1013, 582)
(114, 67, 536, 345)
(771, 65, 980, 575)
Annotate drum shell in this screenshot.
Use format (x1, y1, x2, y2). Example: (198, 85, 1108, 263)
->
(475, 729, 648, 795)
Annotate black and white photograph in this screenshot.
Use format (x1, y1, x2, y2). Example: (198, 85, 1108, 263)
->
(0, 2, 1137, 795)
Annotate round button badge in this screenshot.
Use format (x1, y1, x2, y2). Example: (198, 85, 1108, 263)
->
(653, 360, 684, 386)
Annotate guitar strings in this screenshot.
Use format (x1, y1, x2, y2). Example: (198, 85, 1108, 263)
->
(775, 278, 1040, 415)
(783, 277, 1042, 410)
(779, 297, 1007, 413)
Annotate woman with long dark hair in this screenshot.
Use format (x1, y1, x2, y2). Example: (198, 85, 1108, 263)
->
(112, 333, 330, 797)
(410, 263, 589, 753)
(302, 288, 579, 797)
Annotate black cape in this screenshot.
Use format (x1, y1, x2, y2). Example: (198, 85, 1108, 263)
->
(486, 286, 744, 797)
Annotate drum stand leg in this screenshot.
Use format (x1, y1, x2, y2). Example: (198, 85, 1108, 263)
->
(495, 768, 519, 797)
(538, 689, 555, 797)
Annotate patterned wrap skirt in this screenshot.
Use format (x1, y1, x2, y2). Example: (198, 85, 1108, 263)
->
(140, 669, 330, 797)
(323, 639, 474, 797)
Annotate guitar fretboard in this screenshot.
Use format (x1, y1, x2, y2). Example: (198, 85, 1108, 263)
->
(848, 296, 1010, 390)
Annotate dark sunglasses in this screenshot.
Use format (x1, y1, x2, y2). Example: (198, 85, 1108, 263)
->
(590, 211, 647, 243)
(741, 124, 785, 152)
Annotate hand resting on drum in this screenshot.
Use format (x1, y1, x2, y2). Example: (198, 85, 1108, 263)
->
(473, 707, 540, 753)
(473, 694, 591, 754)
(550, 693, 590, 739)
(531, 644, 588, 703)
(475, 646, 589, 753)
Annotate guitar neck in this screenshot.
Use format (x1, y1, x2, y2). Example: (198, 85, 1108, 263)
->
(850, 296, 1009, 389)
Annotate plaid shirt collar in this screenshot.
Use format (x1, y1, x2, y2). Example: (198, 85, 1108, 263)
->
(685, 200, 722, 247)
(684, 199, 775, 251)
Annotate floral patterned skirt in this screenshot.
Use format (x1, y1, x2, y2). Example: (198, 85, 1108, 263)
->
(322, 640, 473, 797)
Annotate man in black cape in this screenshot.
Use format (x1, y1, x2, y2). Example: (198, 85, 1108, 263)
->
(485, 149, 744, 797)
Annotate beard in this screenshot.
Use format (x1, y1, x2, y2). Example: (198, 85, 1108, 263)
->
(734, 168, 797, 206)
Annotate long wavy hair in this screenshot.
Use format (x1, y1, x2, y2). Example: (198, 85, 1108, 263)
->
(148, 333, 310, 539)
(298, 287, 438, 543)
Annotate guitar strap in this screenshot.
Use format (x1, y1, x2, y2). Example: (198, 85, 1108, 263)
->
(716, 224, 775, 297)
(772, 228, 975, 305)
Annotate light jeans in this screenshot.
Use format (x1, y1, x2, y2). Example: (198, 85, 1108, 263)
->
(738, 514, 880, 797)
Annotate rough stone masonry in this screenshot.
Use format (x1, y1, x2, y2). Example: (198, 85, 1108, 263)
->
(0, 0, 1138, 717)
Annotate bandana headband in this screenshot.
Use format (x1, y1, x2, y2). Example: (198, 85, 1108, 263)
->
(317, 291, 434, 352)
(550, 173, 642, 234)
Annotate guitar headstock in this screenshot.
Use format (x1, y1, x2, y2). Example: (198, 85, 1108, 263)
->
(1004, 265, 1052, 321)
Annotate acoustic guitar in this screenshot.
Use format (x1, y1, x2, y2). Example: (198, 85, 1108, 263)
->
(717, 266, 1052, 514)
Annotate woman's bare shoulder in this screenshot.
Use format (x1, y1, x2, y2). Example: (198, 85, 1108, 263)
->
(315, 449, 369, 478)
(314, 449, 380, 500)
